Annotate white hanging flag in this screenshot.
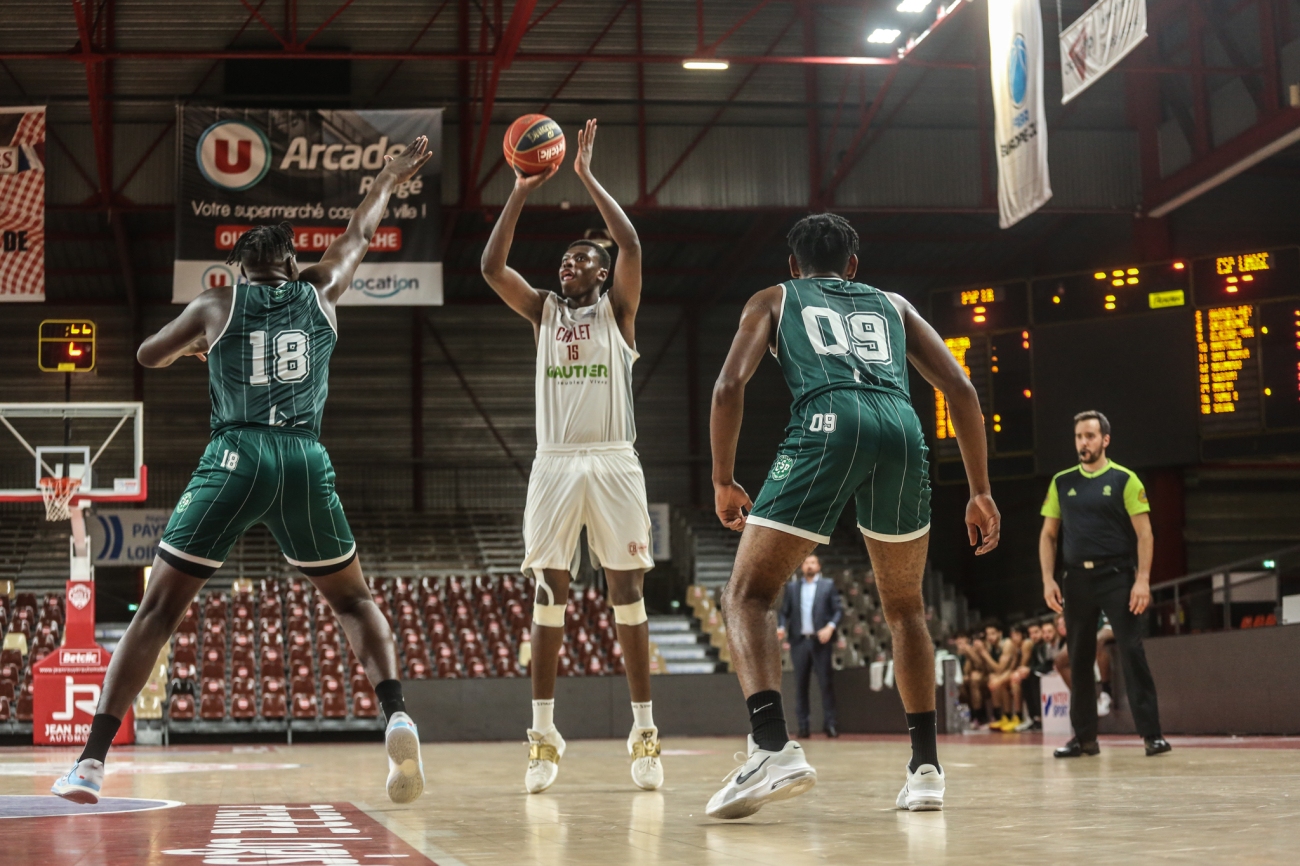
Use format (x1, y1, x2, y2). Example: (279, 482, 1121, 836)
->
(1059, 0, 1148, 104)
(988, 0, 1052, 228)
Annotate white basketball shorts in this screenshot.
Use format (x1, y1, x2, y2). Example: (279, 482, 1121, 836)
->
(521, 442, 655, 578)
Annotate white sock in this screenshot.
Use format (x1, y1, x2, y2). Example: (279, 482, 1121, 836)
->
(532, 699, 555, 732)
(631, 701, 654, 730)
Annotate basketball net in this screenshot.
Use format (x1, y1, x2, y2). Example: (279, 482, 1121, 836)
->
(39, 475, 83, 522)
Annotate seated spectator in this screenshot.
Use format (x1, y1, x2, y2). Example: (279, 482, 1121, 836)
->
(980, 622, 1018, 731)
(954, 633, 988, 726)
(1005, 624, 1035, 731)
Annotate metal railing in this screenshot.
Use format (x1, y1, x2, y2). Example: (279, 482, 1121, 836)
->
(1150, 544, 1300, 636)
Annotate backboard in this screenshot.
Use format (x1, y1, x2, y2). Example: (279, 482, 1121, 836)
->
(0, 403, 146, 503)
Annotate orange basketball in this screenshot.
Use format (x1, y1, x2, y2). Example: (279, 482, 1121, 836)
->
(504, 114, 565, 175)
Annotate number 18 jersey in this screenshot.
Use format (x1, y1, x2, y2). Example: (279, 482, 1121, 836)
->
(206, 281, 337, 437)
(774, 278, 910, 409)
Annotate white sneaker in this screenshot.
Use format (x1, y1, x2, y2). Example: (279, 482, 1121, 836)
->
(51, 758, 104, 804)
(385, 712, 425, 804)
(628, 726, 664, 790)
(1097, 691, 1113, 717)
(525, 727, 566, 794)
(896, 763, 945, 811)
(706, 737, 817, 820)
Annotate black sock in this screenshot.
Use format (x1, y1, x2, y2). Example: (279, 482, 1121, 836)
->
(375, 679, 406, 722)
(78, 714, 122, 765)
(906, 710, 939, 773)
(746, 690, 788, 752)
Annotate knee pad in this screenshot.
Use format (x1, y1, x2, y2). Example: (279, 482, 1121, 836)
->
(612, 599, 647, 626)
(533, 602, 566, 628)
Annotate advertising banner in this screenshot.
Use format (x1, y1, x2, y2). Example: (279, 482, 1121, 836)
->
(90, 507, 171, 565)
(33, 644, 134, 746)
(1060, 0, 1147, 104)
(174, 106, 442, 305)
(988, 0, 1052, 228)
(0, 105, 45, 301)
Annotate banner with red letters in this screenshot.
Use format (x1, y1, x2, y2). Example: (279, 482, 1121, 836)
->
(173, 106, 442, 305)
(0, 105, 45, 301)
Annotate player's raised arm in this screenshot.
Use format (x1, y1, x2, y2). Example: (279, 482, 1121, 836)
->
(302, 135, 433, 306)
(710, 286, 782, 531)
(137, 287, 231, 368)
(573, 119, 642, 333)
(892, 293, 1001, 554)
(480, 164, 559, 326)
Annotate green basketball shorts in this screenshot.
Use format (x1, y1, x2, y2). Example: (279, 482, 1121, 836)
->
(748, 388, 932, 544)
(158, 427, 356, 580)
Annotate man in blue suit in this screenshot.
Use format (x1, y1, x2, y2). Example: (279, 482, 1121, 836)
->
(777, 554, 844, 738)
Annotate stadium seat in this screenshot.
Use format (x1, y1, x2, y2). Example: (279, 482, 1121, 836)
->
(0, 694, 9, 722)
(231, 692, 256, 719)
(352, 690, 378, 718)
(200, 678, 226, 720)
(168, 692, 195, 720)
(426, 619, 448, 643)
(349, 671, 371, 695)
(15, 677, 33, 721)
(321, 677, 347, 718)
(288, 634, 313, 669)
(200, 645, 225, 679)
(466, 658, 488, 678)
(260, 678, 287, 718)
(292, 691, 318, 719)
(0, 679, 13, 702)
(291, 663, 315, 696)
(405, 655, 432, 679)
(260, 647, 287, 679)
(0, 662, 18, 687)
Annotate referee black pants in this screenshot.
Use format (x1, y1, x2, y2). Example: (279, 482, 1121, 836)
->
(1063, 568, 1163, 742)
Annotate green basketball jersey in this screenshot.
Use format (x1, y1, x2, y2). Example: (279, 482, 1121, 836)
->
(774, 278, 909, 408)
(206, 281, 336, 437)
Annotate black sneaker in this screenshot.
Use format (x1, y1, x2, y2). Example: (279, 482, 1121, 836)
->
(1144, 737, 1172, 756)
(1053, 737, 1100, 758)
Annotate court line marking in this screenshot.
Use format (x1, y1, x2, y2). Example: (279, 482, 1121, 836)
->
(0, 796, 185, 819)
(355, 802, 470, 866)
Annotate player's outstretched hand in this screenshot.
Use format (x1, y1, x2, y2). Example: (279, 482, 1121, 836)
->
(513, 162, 559, 194)
(715, 480, 752, 532)
(381, 135, 434, 184)
(966, 492, 1000, 555)
(574, 118, 597, 178)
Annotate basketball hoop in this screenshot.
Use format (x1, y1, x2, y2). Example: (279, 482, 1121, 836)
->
(39, 475, 83, 522)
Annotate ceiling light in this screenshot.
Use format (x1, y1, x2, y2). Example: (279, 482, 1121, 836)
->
(897, 0, 930, 11)
(683, 59, 729, 70)
(867, 28, 901, 44)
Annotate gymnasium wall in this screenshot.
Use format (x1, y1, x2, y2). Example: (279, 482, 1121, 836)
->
(0, 301, 798, 513)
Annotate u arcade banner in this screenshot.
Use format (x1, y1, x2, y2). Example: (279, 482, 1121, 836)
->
(988, 0, 1052, 229)
(174, 106, 442, 305)
(1060, 0, 1148, 104)
(0, 105, 45, 301)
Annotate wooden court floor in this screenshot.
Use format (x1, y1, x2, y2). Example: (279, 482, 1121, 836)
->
(0, 734, 1297, 865)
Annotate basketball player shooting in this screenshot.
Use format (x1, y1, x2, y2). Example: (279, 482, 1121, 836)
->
(705, 213, 1000, 819)
(480, 119, 663, 794)
(51, 137, 434, 807)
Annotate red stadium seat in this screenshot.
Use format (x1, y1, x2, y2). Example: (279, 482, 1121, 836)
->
(353, 690, 378, 718)
(292, 691, 318, 719)
(201, 646, 225, 679)
(15, 678, 33, 721)
(260, 647, 285, 678)
(405, 656, 432, 679)
(168, 693, 195, 720)
(0, 680, 13, 702)
(435, 657, 460, 678)
(260, 678, 287, 718)
(0, 663, 18, 687)
(288, 634, 313, 669)
(0, 694, 10, 722)
(200, 679, 226, 719)
(467, 658, 489, 678)
(350, 671, 371, 695)
(426, 619, 448, 643)
(322, 677, 347, 718)
(231, 692, 256, 719)
(291, 664, 315, 696)
(556, 653, 575, 677)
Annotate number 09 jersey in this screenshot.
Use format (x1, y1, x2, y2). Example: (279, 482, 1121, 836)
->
(205, 281, 337, 437)
(747, 278, 931, 544)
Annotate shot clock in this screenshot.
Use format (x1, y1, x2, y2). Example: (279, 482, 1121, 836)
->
(38, 320, 96, 373)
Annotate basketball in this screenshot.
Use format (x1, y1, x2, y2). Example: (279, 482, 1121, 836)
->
(503, 114, 565, 175)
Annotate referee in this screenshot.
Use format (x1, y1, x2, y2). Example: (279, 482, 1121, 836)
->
(1039, 410, 1171, 758)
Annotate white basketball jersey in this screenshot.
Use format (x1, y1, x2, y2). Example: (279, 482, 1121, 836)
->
(535, 292, 638, 445)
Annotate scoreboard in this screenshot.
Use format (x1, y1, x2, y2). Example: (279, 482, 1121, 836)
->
(927, 247, 1300, 478)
